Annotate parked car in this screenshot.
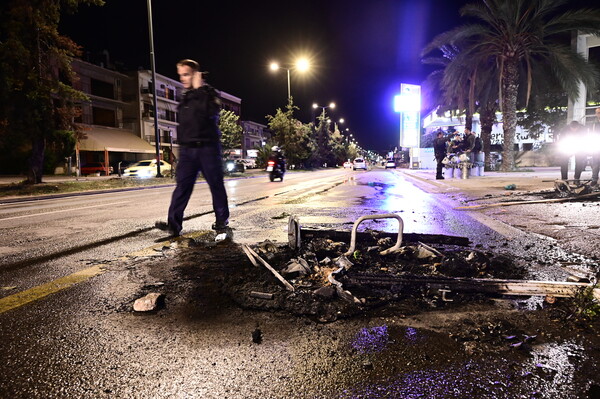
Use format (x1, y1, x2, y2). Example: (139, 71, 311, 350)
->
(240, 158, 257, 169)
(353, 158, 367, 170)
(80, 162, 113, 176)
(113, 160, 135, 175)
(343, 161, 353, 169)
(385, 159, 396, 169)
(224, 159, 245, 174)
(123, 159, 171, 177)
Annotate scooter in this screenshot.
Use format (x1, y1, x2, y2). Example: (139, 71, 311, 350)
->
(266, 160, 285, 181)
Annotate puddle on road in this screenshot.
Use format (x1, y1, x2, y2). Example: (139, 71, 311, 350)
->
(330, 325, 594, 399)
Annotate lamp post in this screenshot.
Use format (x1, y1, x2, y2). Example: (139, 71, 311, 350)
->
(312, 102, 335, 123)
(146, 0, 162, 177)
(269, 58, 309, 103)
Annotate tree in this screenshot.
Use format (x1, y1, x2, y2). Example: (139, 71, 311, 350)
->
(0, 0, 103, 183)
(422, 43, 500, 169)
(313, 113, 336, 167)
(516, 89, 568, 142)
(266, 99, 314, 168)
(426, 0, 600, 171)
(219, 109, 243, 153)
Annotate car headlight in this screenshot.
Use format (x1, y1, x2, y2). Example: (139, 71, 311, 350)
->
(226, 162, 235, 171)
(559, 136, 578, 155)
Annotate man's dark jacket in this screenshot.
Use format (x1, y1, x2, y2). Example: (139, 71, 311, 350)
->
(433, 137, 447, 159)
(177, 85, 221, 144)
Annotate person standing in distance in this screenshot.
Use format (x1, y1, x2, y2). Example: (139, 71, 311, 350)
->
(588, 108, 600, 186)
(558, 121, 587, 183)
(432, 130, 447, 180)
(155, 59, 229, 236)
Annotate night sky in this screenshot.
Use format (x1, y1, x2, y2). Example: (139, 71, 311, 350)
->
(60, 0, 471, 152)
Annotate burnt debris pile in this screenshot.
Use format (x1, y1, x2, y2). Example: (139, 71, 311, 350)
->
(222, 223, 529, 322)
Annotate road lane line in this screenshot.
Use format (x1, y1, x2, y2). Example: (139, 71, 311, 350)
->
(0, 265, 105, 314)
(0, 201, 129, 221)
(0, 230, 215, 314)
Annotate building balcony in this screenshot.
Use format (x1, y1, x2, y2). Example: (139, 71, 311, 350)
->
(141, 86, 181, 102)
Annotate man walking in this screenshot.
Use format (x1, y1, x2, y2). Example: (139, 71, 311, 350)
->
(156, 59, 229, 236)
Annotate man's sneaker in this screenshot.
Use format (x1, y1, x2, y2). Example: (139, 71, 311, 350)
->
(155, 221, 180, 237)
(212, 220, 229, 231)
(436, 176, 445, 180)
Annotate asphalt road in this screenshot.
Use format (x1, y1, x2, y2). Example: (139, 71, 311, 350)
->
(1, 167, 508, 295)
(1, 168, 598, 398)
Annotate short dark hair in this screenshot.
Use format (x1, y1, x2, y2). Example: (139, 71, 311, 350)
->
(177, 59, 199, 71)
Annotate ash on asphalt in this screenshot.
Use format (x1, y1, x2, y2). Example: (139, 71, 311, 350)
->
(119, 229, 600, 398)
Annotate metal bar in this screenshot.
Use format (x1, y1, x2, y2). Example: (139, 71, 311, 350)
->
(344, 214, 404, 256)
(299, 228, 470, 246)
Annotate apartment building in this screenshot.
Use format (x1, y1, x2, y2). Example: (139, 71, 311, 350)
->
(72, 59, 157, 173)
(73, 58, 257, 172)
(241, 121, 270, 158)
(124, 70, 181, 164)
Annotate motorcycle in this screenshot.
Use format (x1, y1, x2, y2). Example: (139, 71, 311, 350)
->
(266, 160, 285, 181)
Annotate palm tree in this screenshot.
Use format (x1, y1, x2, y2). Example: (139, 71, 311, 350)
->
(426, 0, 600, 171)
(423, 43, 500, 170)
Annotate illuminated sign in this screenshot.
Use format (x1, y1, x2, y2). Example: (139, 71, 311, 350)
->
(394, 84, 421, 148)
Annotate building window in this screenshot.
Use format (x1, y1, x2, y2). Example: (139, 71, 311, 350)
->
(92, 107, 116, 127)
(91, 78, 115, 99)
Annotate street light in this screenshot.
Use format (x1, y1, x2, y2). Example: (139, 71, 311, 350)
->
(312, 102, 335, 121)
(269, 58, 310, 102)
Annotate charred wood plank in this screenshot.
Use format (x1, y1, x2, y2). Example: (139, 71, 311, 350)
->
(243, 245, 295, 292)
(343, 273, 600, 300)
(300, 228, 469, 246)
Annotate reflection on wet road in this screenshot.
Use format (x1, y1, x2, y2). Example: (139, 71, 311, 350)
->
(299, 169, 500, 244)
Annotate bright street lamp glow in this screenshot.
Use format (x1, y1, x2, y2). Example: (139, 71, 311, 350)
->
(339, 118, 345, 124)
(296, 58, 309, 72)
(329, 102, 335, 109)
(269, 62, 280, 71)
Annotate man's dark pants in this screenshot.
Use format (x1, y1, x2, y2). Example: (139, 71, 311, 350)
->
(435, 153, 445, 178)
(592, 155, 599, 183)
(167, 143, 229, 234)
(560, 154, 587, 181)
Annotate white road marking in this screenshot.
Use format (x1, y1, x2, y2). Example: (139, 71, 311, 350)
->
(0, 201, 129, 221)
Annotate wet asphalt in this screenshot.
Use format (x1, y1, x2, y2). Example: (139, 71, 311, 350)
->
(0, 167, 599, 398)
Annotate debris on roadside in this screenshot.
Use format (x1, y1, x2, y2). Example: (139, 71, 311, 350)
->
(228, 215, 598, 322)
(271, 212, 291, 220)
(133, 292, 164, 312)
(250, 291, 274, 300)
(252, 327, 262, 344)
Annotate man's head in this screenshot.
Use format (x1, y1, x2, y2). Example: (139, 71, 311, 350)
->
(437, 131, 443, 138)
(595, 108, 600, 120)
(464, 127, 472, 135)
(177, 59, 200, 89)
